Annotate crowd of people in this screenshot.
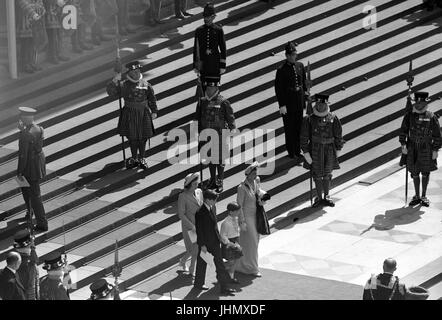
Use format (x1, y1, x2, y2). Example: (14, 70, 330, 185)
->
(1, 1, 440, 300)
(14, 0, 195, 74)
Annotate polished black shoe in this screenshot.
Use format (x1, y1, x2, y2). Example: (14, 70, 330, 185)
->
(194, 285, 209, 291)
(125, 157, 138, 169)
(138, 158, 148, 170)
(409, 195, 421, 206)
(229, 278, 240, 284)
(182, 11, 194, 16)
(35, 225, 48, 232)
(323, 195, 335, 207)
(216, 179, 223, 193)
(175, 14, 185, 20)
(420, 196, 430, 207)
(220, 287, 236, 295)
(207, 178, 217, 190)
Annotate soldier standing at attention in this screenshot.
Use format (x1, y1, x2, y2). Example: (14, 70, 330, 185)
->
(363, 258, 407, 300)
(195, 81, 236, 193)
(39, 252, 70, 300)
(12, 230, 40, 300)
(399, 91, 441, 207)
(193, 2, 227, 92)
(17, 107, 48, 232)
(107, 60, 158, 170)
(300, 94, 344, 207)
(275, 41, 308, 163)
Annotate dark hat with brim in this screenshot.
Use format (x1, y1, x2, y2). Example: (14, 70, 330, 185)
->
(43, 252, 65, 271)
(13, 229, 31, 248)
(125, 61, 142, 71)
(203, 189, 219, 200)
(314, 93, 330, 104)
(203, 75, 220, 87)
(413, 91, 430, 102)
(203, 3, 216, 17)
(18, 107, 37, 116)
(285, 41, 298, 55)
(227, 201, 241, 212)
(89, 279, 114, 300)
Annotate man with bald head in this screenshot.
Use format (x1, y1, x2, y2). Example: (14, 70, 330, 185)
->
(363, 258, 407, 300)
(0, 252, 26, 300)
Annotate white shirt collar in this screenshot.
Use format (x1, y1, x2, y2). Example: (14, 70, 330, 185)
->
(6, 266, 16, 274)
(204, 202, 211, 211)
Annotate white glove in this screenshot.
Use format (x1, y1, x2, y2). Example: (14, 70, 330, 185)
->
(57, 0, 66, 7)
(304, 152, 312, 164)
(152, 112, 157, 120)
(401, 145, 408, 155)
(432, 151, 438, 160)
(279, 106, 287, 115)
(32, 13, 40, 21)
(220, 68, 226, 75)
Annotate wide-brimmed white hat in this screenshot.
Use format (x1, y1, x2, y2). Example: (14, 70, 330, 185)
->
(184, 172, 200, 187)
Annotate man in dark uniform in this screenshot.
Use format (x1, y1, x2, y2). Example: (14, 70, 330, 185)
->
(107, 60, 158, 170)
(39, 252, 70, 300)
(16, 0, 46, 73)
(0, 252, 26, 300)
(194, 189, 236, 296)
(275, 41, 308, 162)
(193, 3, 227, 92)
(12, 229, 40, 300)
(195, 81, 236, 193)
(17, 107, 48, 232)
(363, 258, 407, 300)
(88, 278, 119, 300)
(300, 94, 344, 207)
(43, 0, 71, 64)
(399, 91, 441, 207)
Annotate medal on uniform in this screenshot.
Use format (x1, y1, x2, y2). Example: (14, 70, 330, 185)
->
(206, 48, 212, 55)
(295, 86, 300, 91)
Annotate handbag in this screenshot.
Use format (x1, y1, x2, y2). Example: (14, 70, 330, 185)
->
(255, 194, 270, 235)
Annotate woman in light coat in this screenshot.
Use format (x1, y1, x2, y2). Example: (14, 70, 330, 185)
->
(177, 173, 203, 276)
(236, 162, 268, 277)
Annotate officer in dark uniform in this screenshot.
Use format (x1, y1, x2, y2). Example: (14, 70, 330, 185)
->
(39, 252, 70, 300)
(193, 3, 227, 92)
(399, 91, 441, 207)
(195, 81, 236, 193)
(275, 41, 308, 162)
(17, 107, 48, 232)
(363, 258, 407, 300)
(107, 60, 158, 170)
(12, 229, 40, 300)
(88, 278, 118, 300)
(300, 94, 344, 207)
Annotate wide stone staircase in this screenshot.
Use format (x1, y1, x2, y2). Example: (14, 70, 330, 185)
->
(0, 0, 441, 299)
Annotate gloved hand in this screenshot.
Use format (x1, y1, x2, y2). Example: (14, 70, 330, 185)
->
(432, 151, 438, 160)
(193, 68, 200, 75)
(112, 73, 122, 84)
(279, 106, 287, 115)
(304, 152, 312, 164)
(220, 68, 226, 75)
(152, 112, 157, 120)
(32, 13, 40, 21)
(402, 145, 408, 155)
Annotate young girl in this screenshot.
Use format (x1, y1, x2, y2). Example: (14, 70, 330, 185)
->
(220, 202, 243, 283)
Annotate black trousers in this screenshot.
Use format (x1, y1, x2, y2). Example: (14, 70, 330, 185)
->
(282, 111, 303, 157)
(21, 180, 47, 229)
(194, 244, 231, 288)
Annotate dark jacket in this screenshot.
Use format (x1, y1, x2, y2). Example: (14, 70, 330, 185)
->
(195, 204, 222, 251)
(17, 124, 46, 182)
(0, 267, 27, 300)
(193, 23, 226, 75)
(275, 60, 307, 113)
